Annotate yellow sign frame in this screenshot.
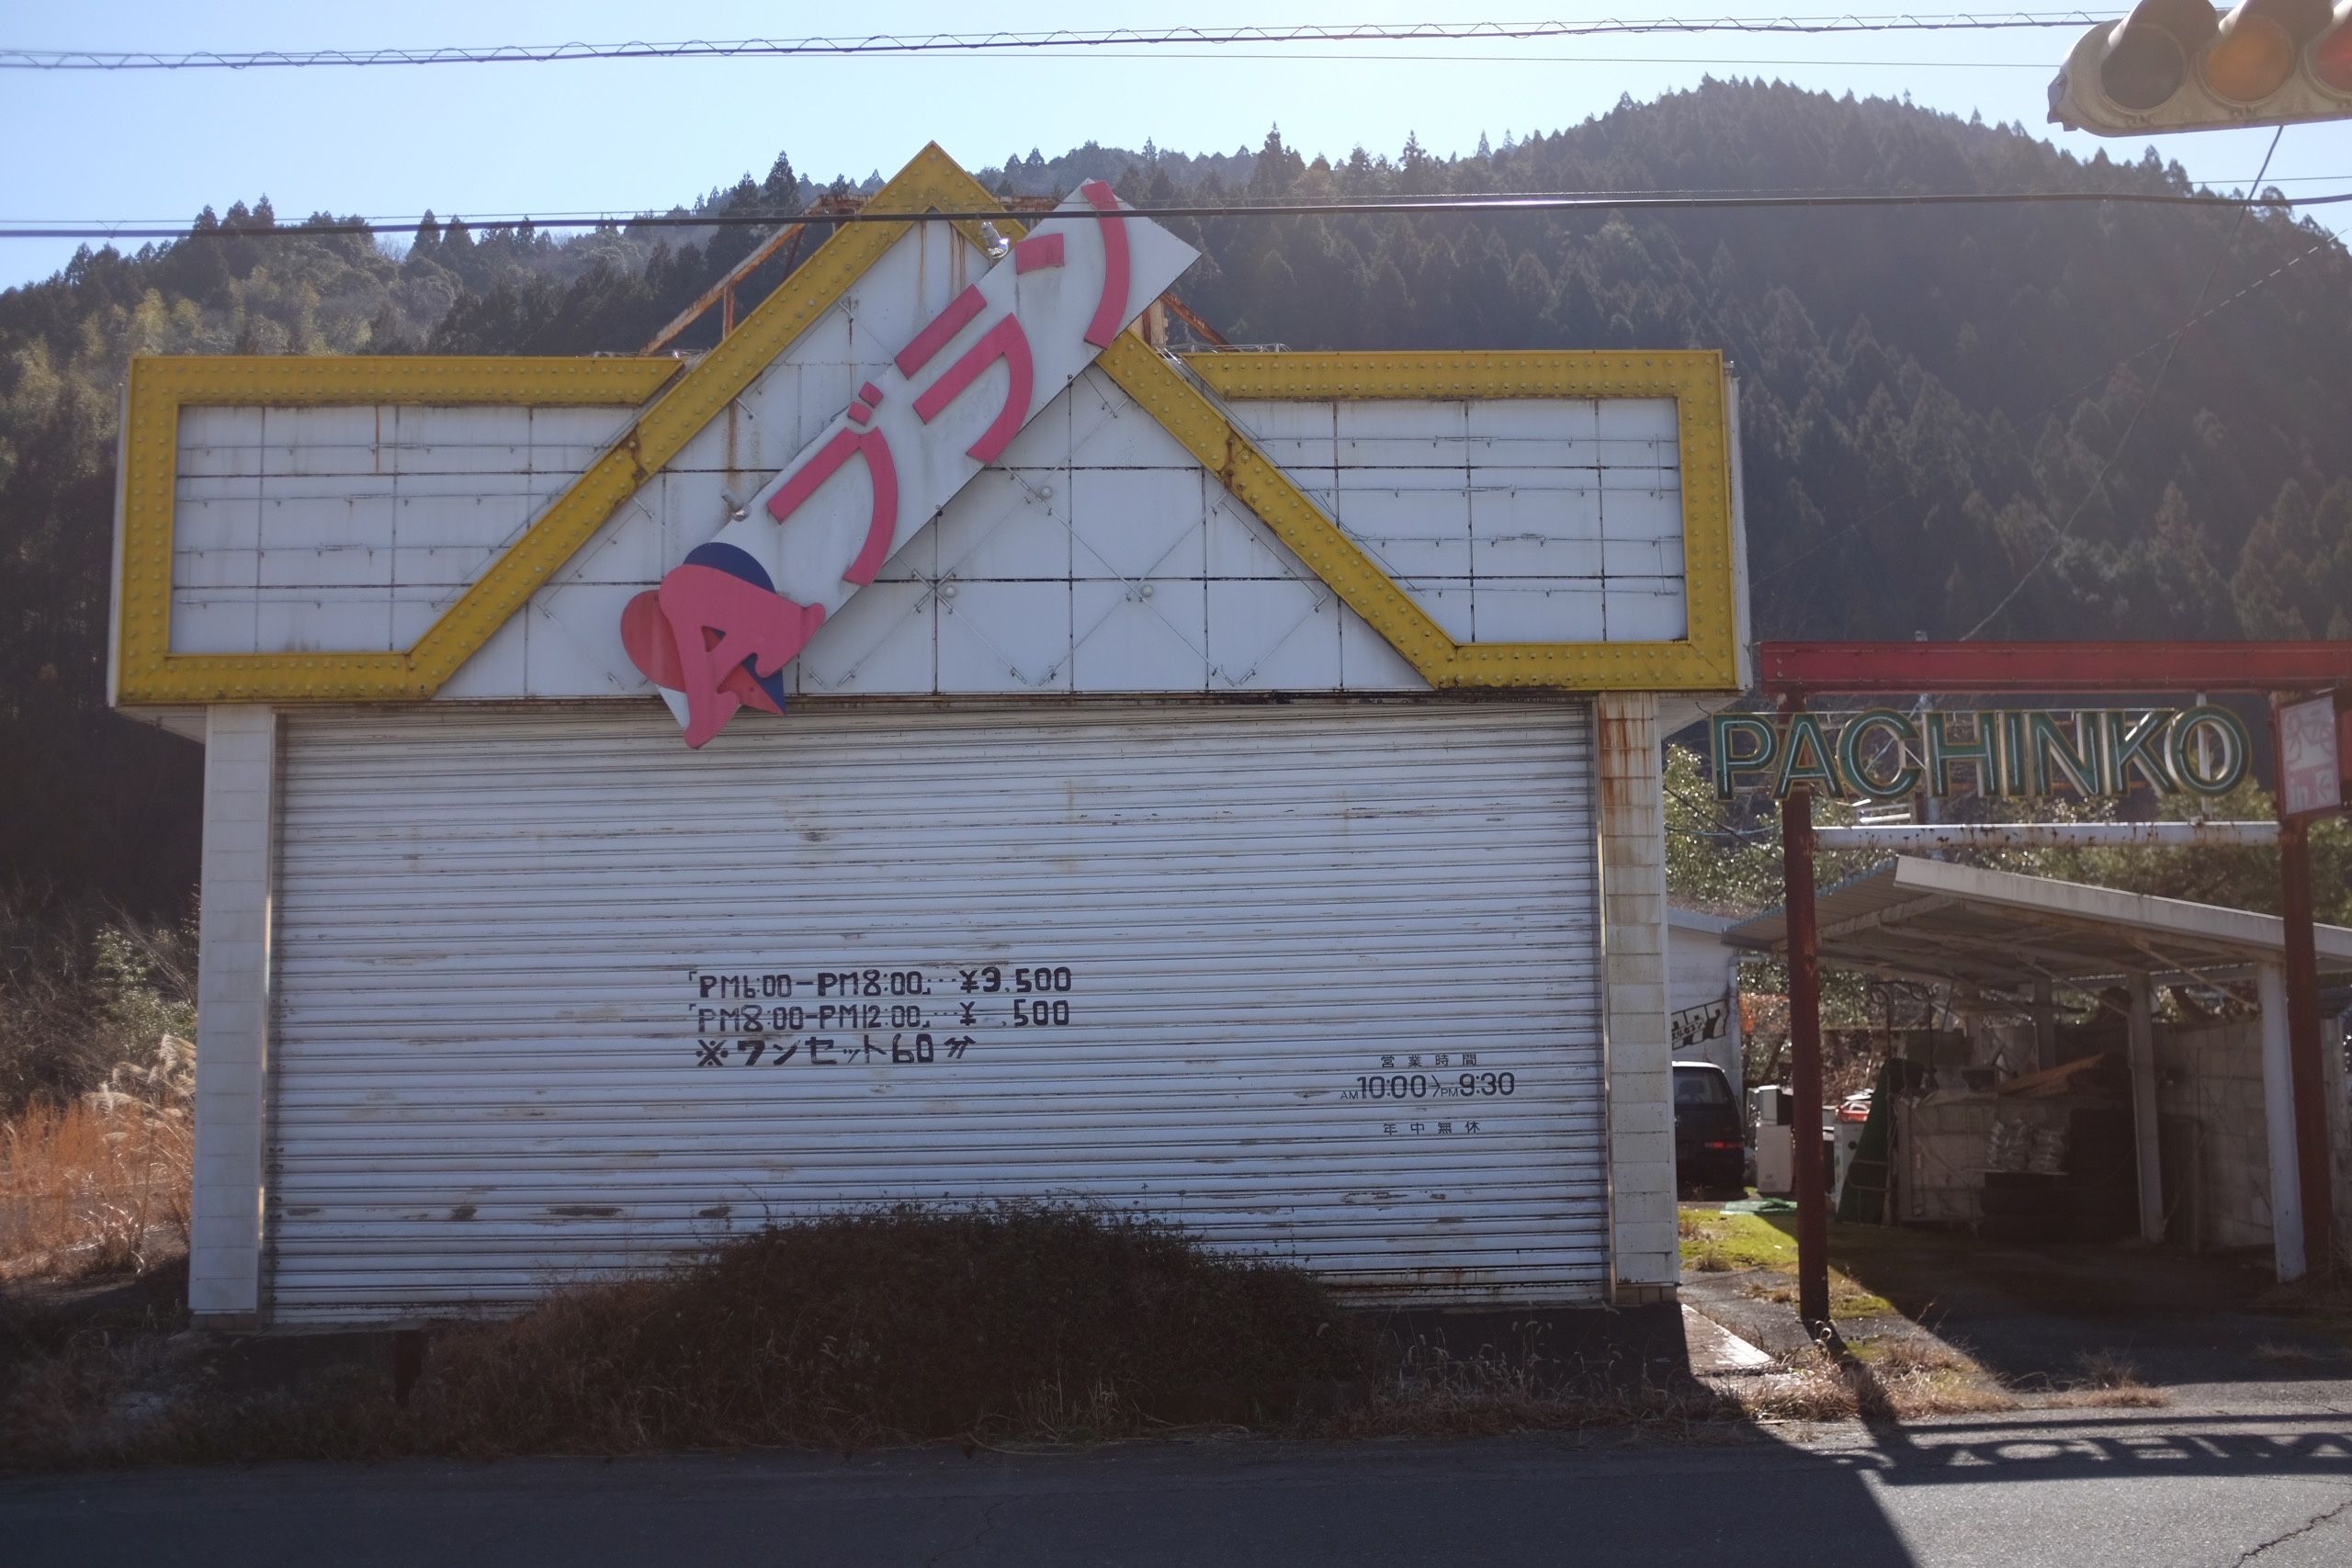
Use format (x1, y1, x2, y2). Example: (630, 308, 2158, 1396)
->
(113, 144, 1741, 703)
(1178, 349, 1739, 690)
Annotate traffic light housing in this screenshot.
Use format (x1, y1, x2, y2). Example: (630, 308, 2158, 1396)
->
(2050, 0, 2352, 133)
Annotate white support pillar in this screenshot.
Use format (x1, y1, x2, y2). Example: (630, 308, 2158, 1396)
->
(1595, 694, 1677, 1306)
(189, 706, 277, 1325)
(2125, 973, 2165, 1245)
(2256, 962, 2309, 1283)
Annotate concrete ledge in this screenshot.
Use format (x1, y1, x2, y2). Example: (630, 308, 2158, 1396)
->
(1611, 1281, 1679, 1307)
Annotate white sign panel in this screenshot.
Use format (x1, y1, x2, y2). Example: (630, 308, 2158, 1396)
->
(619, 183, 1197, 746)
(2279, 694, 2342, 818)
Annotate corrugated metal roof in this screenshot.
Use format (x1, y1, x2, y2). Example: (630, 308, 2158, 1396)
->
(1726, 856, 2352, 988)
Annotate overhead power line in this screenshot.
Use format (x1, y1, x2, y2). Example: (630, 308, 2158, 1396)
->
(18, 174, 2350, 229)
(5, 185, 2347, 243)
(0, 13, 2122, 70)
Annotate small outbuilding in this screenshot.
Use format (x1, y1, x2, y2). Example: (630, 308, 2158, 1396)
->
(1727, 856, 2352, 1278)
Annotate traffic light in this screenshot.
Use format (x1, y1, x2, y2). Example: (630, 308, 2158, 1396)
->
(2050, 0, 2352, 133)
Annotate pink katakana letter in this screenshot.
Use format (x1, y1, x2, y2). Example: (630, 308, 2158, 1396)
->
(894, 285, 987, 378)
(1080, 180, 1130, 348)
(656, 564, 825, 750)
(765, 424, 903, 588)
(910, 314, 1035, 465)
(1013, 232, 1065, 273)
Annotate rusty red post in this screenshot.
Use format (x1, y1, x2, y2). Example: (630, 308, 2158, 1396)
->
(1781, 773, 1829, 1323)
(2276, 812, 2336, 1272)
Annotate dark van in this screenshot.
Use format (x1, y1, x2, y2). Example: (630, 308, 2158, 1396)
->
(1673, 1060, 1746, 1195)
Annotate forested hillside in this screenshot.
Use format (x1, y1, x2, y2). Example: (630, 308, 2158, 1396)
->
(5, 79, 2349, 911)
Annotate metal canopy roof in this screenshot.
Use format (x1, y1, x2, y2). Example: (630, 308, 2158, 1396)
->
(1725, 856, 2352, 992)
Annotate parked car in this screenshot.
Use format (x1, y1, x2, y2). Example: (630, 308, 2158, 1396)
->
(1673, 1060, 1747, 1195)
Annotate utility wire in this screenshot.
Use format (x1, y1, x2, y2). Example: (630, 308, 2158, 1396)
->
(23, 175, 2352, 229)
(28, 177, 2352, 230)
(806, 49, 2059, 65)
(0, 14, 2123, 70)
(1960, 124, 2290, 639)
(6, 185, 2348, 243)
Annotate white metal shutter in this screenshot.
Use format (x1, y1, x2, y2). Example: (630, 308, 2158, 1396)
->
(268, 702, 1605, 1321)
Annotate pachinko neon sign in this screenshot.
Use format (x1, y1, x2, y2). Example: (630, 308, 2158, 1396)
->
(620, 183, 1197, 747)
(1709, 706, 2253, 802)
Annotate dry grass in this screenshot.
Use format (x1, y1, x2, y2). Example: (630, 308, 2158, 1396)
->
(401, 1203, 1383, 1456)
(1739, 1337, 2018, 1421)
(2041, 1348, 2170, 1409)
(1, 1043, 194, 1279)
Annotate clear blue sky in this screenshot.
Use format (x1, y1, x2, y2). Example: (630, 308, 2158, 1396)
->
(6, 1, 2349, 287)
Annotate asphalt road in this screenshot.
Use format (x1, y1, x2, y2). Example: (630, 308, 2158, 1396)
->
(7, 1408, 2352, 1567)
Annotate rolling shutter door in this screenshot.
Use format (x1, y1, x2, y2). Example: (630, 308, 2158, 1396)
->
(268, 702, 1607, 1321)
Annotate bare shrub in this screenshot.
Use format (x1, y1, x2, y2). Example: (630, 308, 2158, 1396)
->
(159, 1203, 1385, 1461)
